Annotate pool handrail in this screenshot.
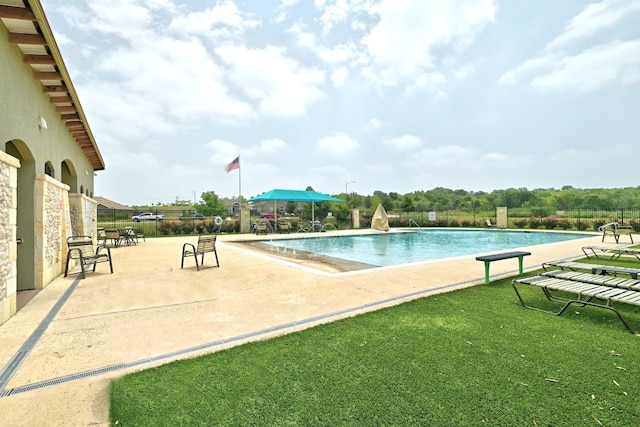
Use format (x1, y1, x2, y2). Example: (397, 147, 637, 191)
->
(408, 219, 421, 229)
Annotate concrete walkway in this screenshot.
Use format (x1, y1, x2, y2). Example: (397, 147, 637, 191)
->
(0, 230, 603, 426)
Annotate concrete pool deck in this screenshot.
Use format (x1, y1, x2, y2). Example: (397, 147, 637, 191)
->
(0, 229, 606, 425)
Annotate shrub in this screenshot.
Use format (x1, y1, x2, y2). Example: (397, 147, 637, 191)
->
(541, 215, 559, 229)
(460, 220, 471, 227)
(448, 219, 459, 227)
(171, 222, 184, 234)
(557, 218, 572, 230)
(158, 221, 174, 235)
(513, 218, 528, 229)
(528, 217, 541, 229)
(577, 220, 590, 231)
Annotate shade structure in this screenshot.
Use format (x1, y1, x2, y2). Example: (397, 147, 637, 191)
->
(248, 189, 343, 222)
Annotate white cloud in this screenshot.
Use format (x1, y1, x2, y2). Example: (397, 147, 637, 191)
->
(257, 138, 288, 153)
(216, 44, 327, 117)
(330, 66, 349, 86)
(206, 138, 239, 157)
(532, 40, 640, 91)
(362, 118, 383, 132)
(384, 135, 422, 150)
(169, 1, 260, 39)
(454, 64, 475, 80)
(315, 133, 359, 155)
(360, 0, 496, 90)
(500, 40, 640, 92)
(498, 0, 640, 92)
(96, 36, 255, 123)
(81, 0, 155, 38)
(544, 0, 640, 52)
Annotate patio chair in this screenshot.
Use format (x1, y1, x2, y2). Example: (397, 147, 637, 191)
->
(599, 222, 634, 243)
(277, 219, 291, 233)
(97, 227, 106, 245)
(132, 228, 145, 243)
(181, 235, 220, 271)
(255, 219, 271, 235)
(64, 236, 113, 279)
(104, 228, 123, 247)
(485, 218, 496, 228)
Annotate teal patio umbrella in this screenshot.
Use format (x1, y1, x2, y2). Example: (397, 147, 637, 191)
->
(248, 189, 343, 222)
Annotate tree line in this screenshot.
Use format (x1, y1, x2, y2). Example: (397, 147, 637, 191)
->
(342, 186, 640, 212)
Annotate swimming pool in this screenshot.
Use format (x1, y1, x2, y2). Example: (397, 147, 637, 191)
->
(262, 229, 591, 267)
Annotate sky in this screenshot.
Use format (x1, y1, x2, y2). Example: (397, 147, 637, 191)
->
(41, 0, 640, 205)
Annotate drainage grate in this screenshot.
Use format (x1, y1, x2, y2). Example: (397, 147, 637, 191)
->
(0, 276, 82, 392)
(3, 363, 130, 395)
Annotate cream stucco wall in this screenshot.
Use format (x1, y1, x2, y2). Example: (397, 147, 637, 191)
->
(0, 22, 96, 195)
(0, 16, 101, 325)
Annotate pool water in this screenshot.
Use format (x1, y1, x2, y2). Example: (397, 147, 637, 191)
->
(263, 230, 591, 267)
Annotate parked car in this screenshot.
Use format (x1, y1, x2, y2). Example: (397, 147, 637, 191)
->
(132, 212, 164, 222)
(260, 212, 275, 219)
(179, 212, 205, 220)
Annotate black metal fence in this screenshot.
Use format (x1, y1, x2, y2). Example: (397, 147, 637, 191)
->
(97, 207, 640, 237)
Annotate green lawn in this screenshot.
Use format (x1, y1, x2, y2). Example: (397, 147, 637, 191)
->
(110, 269, 640, 426)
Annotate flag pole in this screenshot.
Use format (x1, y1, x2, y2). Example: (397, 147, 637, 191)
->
(238, 154, 241, 209)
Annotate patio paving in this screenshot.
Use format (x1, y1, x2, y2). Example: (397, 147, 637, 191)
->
(0, 230, 603, 426)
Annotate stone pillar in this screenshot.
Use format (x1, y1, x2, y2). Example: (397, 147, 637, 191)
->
(240, 208, 251, 233)
(0, 151, 20, 326)
(496, 207, 508, 229)
(34, 174, 72, 289)
(68, 192, 98, 241)
(351, 208, 360, 229)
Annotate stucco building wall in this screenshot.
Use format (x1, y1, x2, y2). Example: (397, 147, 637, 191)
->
(0, 7, 103, 326)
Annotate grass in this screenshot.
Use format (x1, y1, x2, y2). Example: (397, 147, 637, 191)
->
(109, 270, 640, 426)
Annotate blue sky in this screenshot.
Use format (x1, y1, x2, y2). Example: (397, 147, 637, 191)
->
(42, 0, 640, 205)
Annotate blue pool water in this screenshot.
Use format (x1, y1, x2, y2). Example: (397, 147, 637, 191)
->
(263, 230, 591, 267)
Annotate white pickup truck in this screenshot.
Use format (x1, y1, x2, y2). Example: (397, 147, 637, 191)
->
(132, 212, 164, 222)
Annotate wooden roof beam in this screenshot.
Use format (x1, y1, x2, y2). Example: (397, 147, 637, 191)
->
(0, 5, 36, 21)
(8, 33, 46, 45)
(56, 105, 77, 113)
(23, 54, 56, 65)
(50, 95, 73, 103)
(43, 85, 68, 93)
(34, 71, 62, 80)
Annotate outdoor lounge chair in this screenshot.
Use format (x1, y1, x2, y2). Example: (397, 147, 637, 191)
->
(542, 260, 640, 279)
(485, 218, 496, 228)
(64, 236, 113, 279)
(181, 235, 219, 271)
(512, 274, 640, 334)
(582, 246, 640, 261)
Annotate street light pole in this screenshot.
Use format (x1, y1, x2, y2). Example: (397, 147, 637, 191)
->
(345, 181, 355, 194)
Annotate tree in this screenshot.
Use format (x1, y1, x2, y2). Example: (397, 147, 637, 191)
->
(198, 191, 227, 216)
(286, 201, 297, 214)
(400, 195, 415, 212)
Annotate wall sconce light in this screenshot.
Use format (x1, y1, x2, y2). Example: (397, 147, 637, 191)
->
(38, 116, 48, 130)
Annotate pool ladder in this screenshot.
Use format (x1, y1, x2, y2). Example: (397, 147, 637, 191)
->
(408, 219, 421, 229)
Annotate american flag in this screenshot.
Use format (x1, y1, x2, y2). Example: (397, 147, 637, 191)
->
(225, 156, 239, 173)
